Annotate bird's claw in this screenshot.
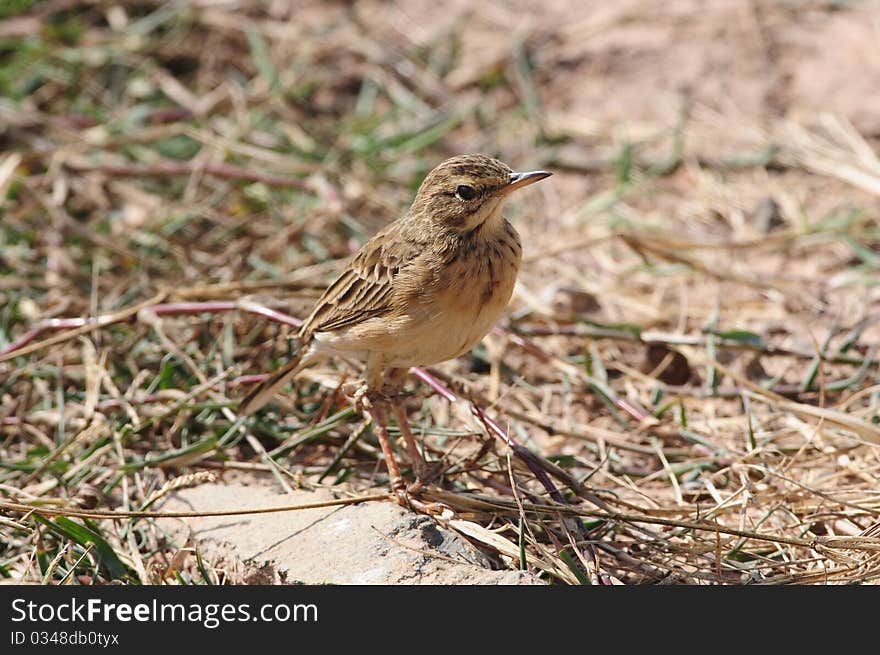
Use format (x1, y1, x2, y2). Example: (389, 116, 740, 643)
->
(344, 382, 386, 418)
(391, 484, 451, 516)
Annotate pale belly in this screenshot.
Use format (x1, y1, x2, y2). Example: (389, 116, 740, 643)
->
(311, 263, 517, 368)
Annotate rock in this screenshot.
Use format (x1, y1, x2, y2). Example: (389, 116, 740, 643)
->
(158, 482, 543, 585)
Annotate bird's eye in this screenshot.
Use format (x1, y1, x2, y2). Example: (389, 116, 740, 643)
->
(455, 185, 476, 201)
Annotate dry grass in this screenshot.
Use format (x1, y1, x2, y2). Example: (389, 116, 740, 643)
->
(2, 0, 880, 585)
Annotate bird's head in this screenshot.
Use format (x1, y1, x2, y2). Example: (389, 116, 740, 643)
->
(409, 154, 551, 233)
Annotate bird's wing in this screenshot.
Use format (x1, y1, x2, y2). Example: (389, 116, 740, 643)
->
(240, 223, 422, 415)
(300, 222, 421, 336)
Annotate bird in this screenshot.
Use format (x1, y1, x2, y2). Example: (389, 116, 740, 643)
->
(239, 154, 551, 510)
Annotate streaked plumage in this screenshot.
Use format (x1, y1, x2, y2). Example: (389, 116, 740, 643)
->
(239, 154, 549, 417)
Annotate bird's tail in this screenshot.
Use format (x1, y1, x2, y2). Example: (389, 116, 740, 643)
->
(239, 349, 307, 416)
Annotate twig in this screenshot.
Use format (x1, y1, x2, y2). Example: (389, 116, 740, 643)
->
(424, 491, 880, 553)
(0, 292, 167, 363)
(0, 298, 302, 360)
(0, 494, 392, 520)
(410, 366, 571, 505)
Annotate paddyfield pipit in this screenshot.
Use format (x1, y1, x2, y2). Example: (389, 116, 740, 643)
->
(240, 154, 551, 509)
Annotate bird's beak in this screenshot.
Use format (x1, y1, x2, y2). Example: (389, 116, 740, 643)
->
(501, 170, 552, 195)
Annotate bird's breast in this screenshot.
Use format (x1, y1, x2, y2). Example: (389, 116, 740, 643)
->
(396, 223, 522, 365)
(312, 221, 522, 368)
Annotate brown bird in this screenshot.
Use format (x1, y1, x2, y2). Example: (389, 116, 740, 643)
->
(240, 154, 550, 510)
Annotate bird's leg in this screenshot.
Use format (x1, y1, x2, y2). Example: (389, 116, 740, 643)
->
(383, 368, 435, 485)
(389, 402, 428, 482)
(366, 401, 405, 498)
(350, 367, 432, 480)
(389, 402, 442, 489)
(353, 361, 447, 514)
(367, 400, 446, 515)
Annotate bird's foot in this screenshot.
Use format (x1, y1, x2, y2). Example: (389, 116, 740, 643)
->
(344, 375, 407, 405)
(345, 382, 390, 418)
(390, 480, 450, 516)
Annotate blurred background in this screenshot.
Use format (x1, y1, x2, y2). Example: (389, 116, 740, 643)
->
(2, 1, 880, 585)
